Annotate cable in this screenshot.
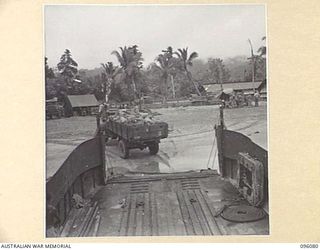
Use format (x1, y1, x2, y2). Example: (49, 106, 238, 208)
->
(205, 109, 222, 170)
(206, 136, 216, 169)
(211, 144, 218, 170)
(168, 127, 214, 138)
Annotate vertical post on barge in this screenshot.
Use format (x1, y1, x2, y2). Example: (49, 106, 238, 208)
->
(219, 103, 225, 129)
(215, 103, 225, 176)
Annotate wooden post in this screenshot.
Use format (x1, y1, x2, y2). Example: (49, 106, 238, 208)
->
(95, 114, 100, 137)
(219, 105, 225, 129)
(100, 132, 107, 185)
(218, 105, 225, 176)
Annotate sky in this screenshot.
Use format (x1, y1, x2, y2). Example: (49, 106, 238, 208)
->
(45, 4, 266, 70)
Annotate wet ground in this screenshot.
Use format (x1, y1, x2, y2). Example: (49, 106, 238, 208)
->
(46, 103, 267, 178)
(106, 104, 267, 175)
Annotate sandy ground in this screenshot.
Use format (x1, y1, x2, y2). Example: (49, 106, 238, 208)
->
(46, 103, 267, 178)
(46, 116, 97, 178)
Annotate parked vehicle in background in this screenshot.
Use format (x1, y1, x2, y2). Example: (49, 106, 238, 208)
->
(46, 98, 64, 119)
(141, 95, 153, 104)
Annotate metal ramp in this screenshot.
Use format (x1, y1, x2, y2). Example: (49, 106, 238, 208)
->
(89, 171, 269, 236)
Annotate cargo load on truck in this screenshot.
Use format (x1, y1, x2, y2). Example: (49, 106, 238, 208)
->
(104, 108, 168, 159)
(108, 108, 156, 125)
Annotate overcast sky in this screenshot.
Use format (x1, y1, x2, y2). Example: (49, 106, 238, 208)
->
(45, 4, 266, 69)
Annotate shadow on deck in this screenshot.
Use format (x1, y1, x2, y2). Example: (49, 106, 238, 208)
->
(61, 171, 269, 236)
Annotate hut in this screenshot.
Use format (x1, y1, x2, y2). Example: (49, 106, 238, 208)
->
(66, 94, 99, 116)
(204, 81, 262, 96)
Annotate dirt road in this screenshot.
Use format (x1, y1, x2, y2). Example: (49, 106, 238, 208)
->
(106, 104, 267, 175)
(46, 104, 267, 178)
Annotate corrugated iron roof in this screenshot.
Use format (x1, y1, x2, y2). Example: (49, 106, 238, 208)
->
(67, 95, 99, 108)
(204, 81, 262, 93)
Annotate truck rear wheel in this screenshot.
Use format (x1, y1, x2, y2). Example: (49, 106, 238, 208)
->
(148, 142, 159, 155)
(118, 139, 129, 159)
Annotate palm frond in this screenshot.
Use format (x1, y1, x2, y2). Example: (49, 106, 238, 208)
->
(257, 46, 266, 56)
(69, 58, 78, 67)
(156, 54, 167, 68)
(113, 67, 122, 77)
(111, 50, 125, 67)
(173, 52, 181, 58)
(101, 63, 107, 71)
(188, 52, 198, 62)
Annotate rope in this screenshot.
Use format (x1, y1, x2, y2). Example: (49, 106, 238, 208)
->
(206, 136, 216, 169)
(206, 113, 220, 170)
(211, 145, 218, 170)
(169, 128, 214, 139)
(217, 204, 267, 223)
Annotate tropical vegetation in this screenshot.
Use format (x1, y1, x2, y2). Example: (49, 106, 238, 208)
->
(45, 38, 267, 103)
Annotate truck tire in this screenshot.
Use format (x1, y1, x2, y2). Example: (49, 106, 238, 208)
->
(148, 142, 159, 155)
(118, 139, 129, 159)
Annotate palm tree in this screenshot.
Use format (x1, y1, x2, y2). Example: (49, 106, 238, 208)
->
(257, 36, 266, 57)
(111, 45, 143, 101)
(208, 58, 230, 90)
(57, 49, 78, 91)
(154, 46, 176, 102)
(101, 62, 120, 102)
(248, 38, 267, 83)
(45, 57, 55, 80)
(247, 39, 260, 83)
(162, 46, 173, 58)
(174, 47, 202, 96)
(256, 36, 267, 80)
(162, 47, 177, 99)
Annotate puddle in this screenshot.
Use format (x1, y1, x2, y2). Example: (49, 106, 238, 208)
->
(135, 161, 161, 173)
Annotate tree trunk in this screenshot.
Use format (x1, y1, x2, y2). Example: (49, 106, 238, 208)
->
(65, 77, 73, 94)
(187, 70, 201, 96)
(163, 76, 168, 104)
(131, 78, 137, 101)
(103, 81, 107, 103)
(252, 59, 256, 92)
(170, 74, 175, 99)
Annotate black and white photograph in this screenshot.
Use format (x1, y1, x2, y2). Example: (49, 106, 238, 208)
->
(45, 4, 268, 237)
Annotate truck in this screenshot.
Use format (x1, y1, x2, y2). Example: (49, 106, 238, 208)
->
(104, 119, 168, 159)
(46, 98, 64, 119)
